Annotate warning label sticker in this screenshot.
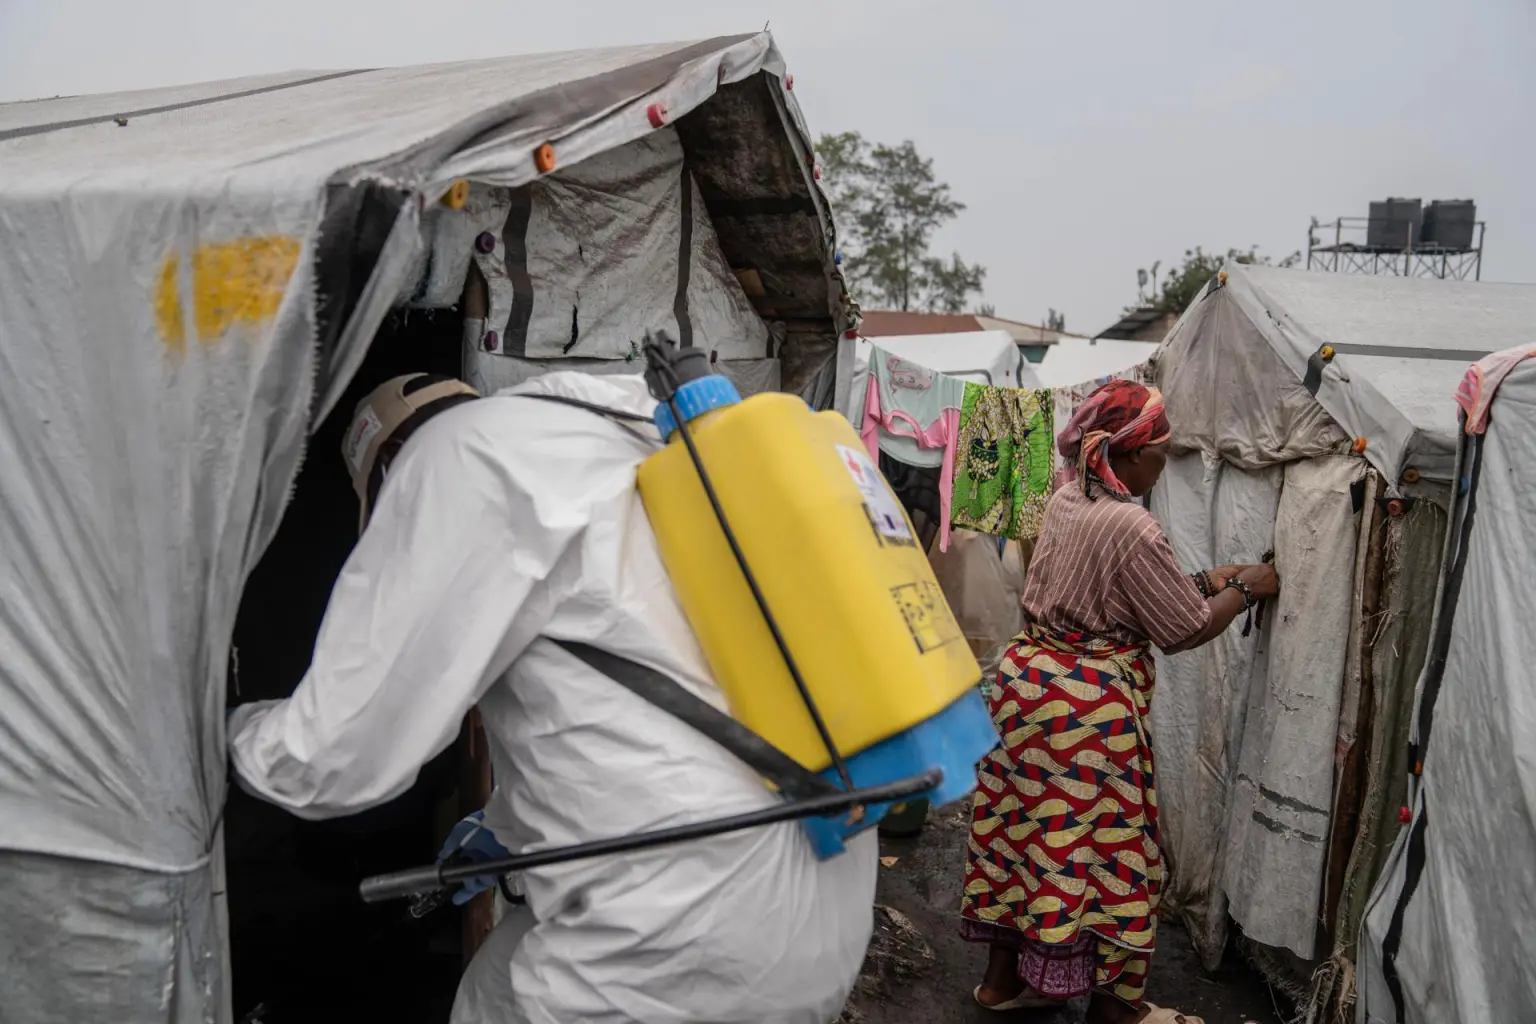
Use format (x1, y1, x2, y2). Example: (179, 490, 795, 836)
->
(891, 580, 963, 653)
(836, 444, 913, 543)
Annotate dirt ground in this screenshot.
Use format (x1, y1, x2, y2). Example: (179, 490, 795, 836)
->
(840, 804, 1287, 1024)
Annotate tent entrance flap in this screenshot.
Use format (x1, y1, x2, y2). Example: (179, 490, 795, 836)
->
(224, 313, 468, 1023)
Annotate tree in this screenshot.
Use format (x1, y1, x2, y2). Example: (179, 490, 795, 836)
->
(1136, 246, 1301, 315)
(922, 253, 987, 314)
(818, 132, 986, 313)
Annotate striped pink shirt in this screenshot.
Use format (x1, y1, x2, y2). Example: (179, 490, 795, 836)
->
(1021, 484, 1211, 650)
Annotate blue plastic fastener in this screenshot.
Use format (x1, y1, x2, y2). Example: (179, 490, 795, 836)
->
(799, 688, 1000, 860)
(654, 374, 742, 438)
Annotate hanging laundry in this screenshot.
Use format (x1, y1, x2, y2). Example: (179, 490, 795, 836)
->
(878, 452, 943, 554)
(950, 384, 1054, 541)
(858, 348, 966, 548)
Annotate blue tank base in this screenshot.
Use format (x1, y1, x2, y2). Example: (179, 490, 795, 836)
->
(800, 687, 1000, 860)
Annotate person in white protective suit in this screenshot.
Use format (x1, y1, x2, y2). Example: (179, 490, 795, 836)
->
(227, 370, 879, 1024)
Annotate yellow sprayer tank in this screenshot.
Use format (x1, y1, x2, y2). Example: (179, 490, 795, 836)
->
(636, 363, 999, 858)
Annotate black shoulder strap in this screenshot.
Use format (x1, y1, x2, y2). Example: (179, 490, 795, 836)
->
(552, 640, 838, 801)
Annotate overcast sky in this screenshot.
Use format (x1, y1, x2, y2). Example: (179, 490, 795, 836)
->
(3, 0, 1531, 334)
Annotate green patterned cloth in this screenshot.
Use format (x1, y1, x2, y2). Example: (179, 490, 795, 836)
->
(950, 384, 1054, 540)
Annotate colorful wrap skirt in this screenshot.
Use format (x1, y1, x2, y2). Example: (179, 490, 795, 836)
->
(959, 627, 1161, 1005)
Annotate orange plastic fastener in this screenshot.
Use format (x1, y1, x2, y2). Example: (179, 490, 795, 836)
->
(441, 180, 470, 210)
(1352, 437, 1369, 454)
(1217, 269, 1228, 285)
(646, 103, 668, 129)
(1403, 467, 1421, 484)
(1320, 344, 1336, 360)
(534, 143, 557, 174)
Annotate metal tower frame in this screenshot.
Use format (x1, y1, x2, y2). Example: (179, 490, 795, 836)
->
(1306, 217, 1484, 280)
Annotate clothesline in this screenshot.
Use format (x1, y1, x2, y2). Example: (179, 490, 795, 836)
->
(856, 346, 1054, 551)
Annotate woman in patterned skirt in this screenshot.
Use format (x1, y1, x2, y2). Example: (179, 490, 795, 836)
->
(960, 380, 1278, 1024)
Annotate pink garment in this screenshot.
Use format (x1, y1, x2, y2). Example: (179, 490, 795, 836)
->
(860, 375, 962, 550)
(1455, 343, 1536, 435)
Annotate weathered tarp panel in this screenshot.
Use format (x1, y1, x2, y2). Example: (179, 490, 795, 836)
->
(0, 33, 827, 1022)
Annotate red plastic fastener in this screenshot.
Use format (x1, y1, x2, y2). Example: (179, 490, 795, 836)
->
(844, 329, 859, 340)
(785, 74, 794, 91)
(1387, 499, 1405, 518)
(814, 165, 822, 181)
(1398, 805, 1412, 824)
(646, 103, 668, 129)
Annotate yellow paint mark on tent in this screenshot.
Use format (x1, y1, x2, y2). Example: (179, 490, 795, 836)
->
(191, 236, 301, 341)
(155, 236, 301, 351)
(155, 253, 186, 353)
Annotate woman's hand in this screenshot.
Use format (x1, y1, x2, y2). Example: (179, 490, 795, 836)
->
(1237, 563, 1280, 600)
(1208, 565, 1244, 589)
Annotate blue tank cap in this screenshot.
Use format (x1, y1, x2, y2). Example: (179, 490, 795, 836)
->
(654, 374, 742, 438)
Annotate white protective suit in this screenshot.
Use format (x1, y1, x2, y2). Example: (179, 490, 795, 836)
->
(229, 372, 878, 1024)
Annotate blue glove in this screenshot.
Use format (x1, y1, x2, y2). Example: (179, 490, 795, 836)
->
(437, 810, 512, 905)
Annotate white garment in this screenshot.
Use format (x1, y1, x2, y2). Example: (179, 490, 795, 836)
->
(229, 372, 878, 1024)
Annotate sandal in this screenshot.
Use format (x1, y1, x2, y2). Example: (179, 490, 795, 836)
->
(1140, 1005, 1206, 1024)
(972, 985, 1061, 1011)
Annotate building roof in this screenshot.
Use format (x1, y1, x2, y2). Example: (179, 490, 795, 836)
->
(1095, 306, 1176, 340)
(859, 311, 986, 337)
(860, 310, 1072, 346)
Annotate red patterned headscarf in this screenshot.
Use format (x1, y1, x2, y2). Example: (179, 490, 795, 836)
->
(1057, 379, 1171, 498)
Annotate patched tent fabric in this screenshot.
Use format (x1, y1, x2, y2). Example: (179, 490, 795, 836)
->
(0, 32, 850, 1022)
(1358, 354, 1536, 1024)
(1147, 265, 1536, 1015)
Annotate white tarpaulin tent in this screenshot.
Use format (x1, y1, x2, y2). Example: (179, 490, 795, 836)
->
(0, 33, 853, 1022)
(1034, 336, 1157, 389)
(1358, 350, 1536, 1024)
(1147, 263, 1536, 1015)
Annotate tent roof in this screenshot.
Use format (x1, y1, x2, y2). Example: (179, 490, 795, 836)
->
(1035, 336, 1156, 388)
(0, 37, 754, 191)
(1161, 262, 1536, 482)
(0, 33, 848, 394)
(1236, 264, 1536, 431)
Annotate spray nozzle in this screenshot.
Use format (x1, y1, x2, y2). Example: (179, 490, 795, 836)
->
(642, 330, 712, 404)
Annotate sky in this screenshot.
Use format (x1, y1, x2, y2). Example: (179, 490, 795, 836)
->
(2, 0, 1532, 335)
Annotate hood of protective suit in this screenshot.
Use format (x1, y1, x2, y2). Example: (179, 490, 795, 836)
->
(343, 373, 481, 528)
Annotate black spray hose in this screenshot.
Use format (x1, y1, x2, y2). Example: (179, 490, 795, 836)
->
(360, 769, 940, 903)
(641, 338, 856, 797)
